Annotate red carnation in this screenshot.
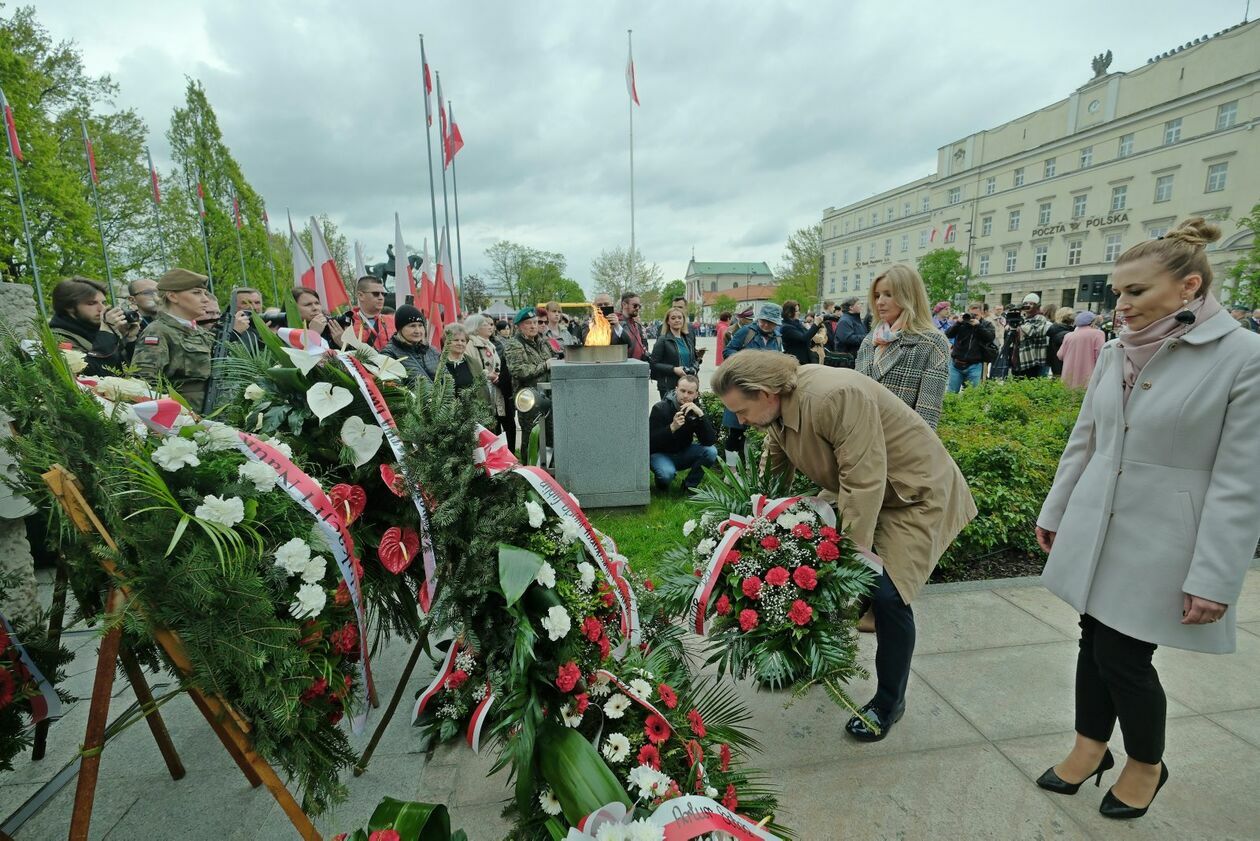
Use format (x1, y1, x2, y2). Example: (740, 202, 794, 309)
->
(643, 579, 655, 591)
(793, 565, 819, 591)
(724, 549, 742, 567)
(369, 831, 402, 841)
(820, 526, 840, 541)
(816, 540, 840, 562)
(788, 599, 814, 626)
(582, 616, 604, 642)
(299, 676, 327, 703)
(719, 743, 732, 772)
(657, 683, 678, 710)
(759, 535, 780, 551)
(597, 635, 611, 660)
(644, 713, 672, 745)
(715, 594, 732, 616)
(722, 784, 738, 811)
(330, 622, 359, 656)
(637, 743, 661, 769)
(738, 609, 759, 632)
(334, 581, 351, 607)
(601, 590, 616, 607)
(326, 708, 344, 725)
(765, 566, 789, 587)
(379, 464, 407, 497)
(741, 576, 762, 600)
(574, 693, 590, 714)
(445, 669, 469, 691)
(687, 708, 707, 738)
(556, 661, 581, 693)
(791, 522, 814, 540)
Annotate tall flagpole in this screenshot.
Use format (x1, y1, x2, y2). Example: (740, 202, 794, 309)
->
(1, 85, 46, 319)
(194, 170, 215, 297)
(435, 71, 453, 294)
(627, 30, 636, 293)
(145, 146, 170, 270)
(418, 36, 441, 283)
(80, 115, 117, 305)
(230, 185, 247, 286)
(261, 206, 279, 304)
(448, 100, 466, 313)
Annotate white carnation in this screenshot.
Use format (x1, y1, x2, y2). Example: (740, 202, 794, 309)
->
(628, 678, 652, 701)
(558, 517, 582, 544)
(695, 537, 717, 557)
(93, 376, 152, 401)
(194, 494, 245, 527)
(539, 605, 571, 641)
(62, 348, 87, 374)
(195, 423, 240, 452)
(152, 437, 200, 472)
(576, 562, 596, 592)
(237, 460, 277, 492)
(263, 438, 294, 459)
(273, 538, 312, 576)
(300, 555, 327, 584)
(538, 788, 563, 816)
(603, 693, 631, 720)
(524, 500, 545, 528)
(705, 785, 719, 798)
(601, 732, 631, 763)
(289, 582, 326, 619)
(535, 561, 556, 589)
(627, 764, 670, 798)
(682, 519, 698, 537)
(243, 383, 266, 401)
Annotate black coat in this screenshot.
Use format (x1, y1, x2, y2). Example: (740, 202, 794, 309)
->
(1046, 323, 1071, 376)
(779, 317, 822, 365)
(382, 335, 440, 382)
(834, 312, 867, 354)
(648, 393, 717, 454)
(649, 333, 698, 395)
(945, 318, 997, 364)
(49, 313, 127, 377)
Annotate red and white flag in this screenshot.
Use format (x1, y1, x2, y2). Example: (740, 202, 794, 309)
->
(943, 223, 955, 241)
(426, 229, 450, 348)
(232, 189, 243, 229)
(309, 215, 351, 312)
(436, 73, 450, 169)
(393, 213, 417, 311)
(437, 230, 459, 323)
(80, 117, 99, 184)
(446, 102, 464, 166)
(288, 211, 316, 292)
(929, 228, 937, 243)
(416, 237, 434, 316)
(625, 41, 639, 105)
(1, 86, 24, 163)
(196, 180, 207, 218)
(146, 147, 161, 205)
(420, 36, 433, 128)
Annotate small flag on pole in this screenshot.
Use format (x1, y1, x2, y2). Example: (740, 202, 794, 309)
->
(196, 181, 207, 218)
(626, 41, 639, 105)
(447, 109, 464, 165)
(147, 148, 161, 204)
(393, 214, 416, 312)
(437, 73, 450, 169)
(420, 36, 434, 127)
(288, 211, 316, 292)
(0, 86, 24, 163)
(309, 215, 351, 312)
(417, 238, 434, 315)
(233, 190, 243, 229)
(81, 118, 100, 184)
(354, 240, 368, 281)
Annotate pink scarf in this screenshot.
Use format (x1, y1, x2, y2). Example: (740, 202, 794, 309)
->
(872, 318, 904, 359)
(1119, 295, 1223, 401)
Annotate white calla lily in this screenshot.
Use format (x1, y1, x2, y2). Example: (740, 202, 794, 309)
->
(306, 382, 353, 421)
(340, 416, 384, 467)
(283, 346, 325, 375)
(366, 355, 408, 382)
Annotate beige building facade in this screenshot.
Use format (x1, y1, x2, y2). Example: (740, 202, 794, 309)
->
(821, 20, 1259, 310)
(684, 260, 776, 319)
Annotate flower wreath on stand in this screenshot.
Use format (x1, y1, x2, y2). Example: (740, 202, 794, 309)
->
(0, 595, 71, 774)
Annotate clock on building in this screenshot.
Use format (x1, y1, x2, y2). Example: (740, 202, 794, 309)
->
(1088, 99, 1101, 113)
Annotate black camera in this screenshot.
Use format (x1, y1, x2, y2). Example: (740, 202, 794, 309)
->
(332, 311, 355, 328)
(122, 308, 141, 324)
(598, 304, 615, 317)
(1005, 309, 1023, 329)
(261, 312, 288, 328)
(962, 313, 973, 322)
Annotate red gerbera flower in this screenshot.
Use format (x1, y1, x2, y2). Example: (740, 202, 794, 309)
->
(764, 566, 789, 587)
(582, 616, 604, 642)
(759, 535, 780, 551)
(369, 830, 402, 841)
(741, 576, 762, 600)
(820, 526, 840, 542)
(738, 609, 759, 632)
(687, 708, 707, 738)
(722, 784, 738, 811)
(637, 743, 661, 769)
(556, 661, 581, 693)
(788, 599, 814, 626)
(715, 594, 732, 615)
(657, 683, 678, 710)
(719, 743, 732, 772)
(644, 713, 672, 745)
(816, 540, 840, 562)
(793, 565, 819, 591)
(791, 522, 814, 540)
(445, 669, 469, 690)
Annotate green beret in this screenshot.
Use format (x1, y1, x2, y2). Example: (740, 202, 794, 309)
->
(513, 306, 536, 325)
(156, 268, 210, 292)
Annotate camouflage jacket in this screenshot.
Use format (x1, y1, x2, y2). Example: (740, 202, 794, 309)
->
(502, 333, 550, 396)
(131, 311, 215, 412)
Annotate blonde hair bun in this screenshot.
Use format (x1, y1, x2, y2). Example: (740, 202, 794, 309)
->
(1165, 217, 1221, 248)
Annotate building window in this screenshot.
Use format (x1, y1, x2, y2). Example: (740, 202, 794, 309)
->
(1154, 174, 1174, 203)
(944, 226, 956, 243)
(1148, 226, 1169, 239)
(871, 212, 878, 226)
(732, 281, 739, 288)
(1044, 158, 1056, 178)
(1001, 292, 1013, 306)
(985, 176, 995, 196)
(1005, 249, 1017, 273)
(884, 238, 892, 257)
(1067, 239, 1082, 266)
(978, 253, 990, 276)
(1080, 146, 1093, 168)
(828, 276, 835, 294)
(903, 201, 911, 217)
(1072, 194, 1087, 218)
(1163, 118, 1182, 145)
(1216, 100, 1238, 130)
(1033, 245, 1048, 270)
(1013, 167, 1025, 187)
(1104, 234, 1123, 262)
(830, 252, 836, 267)
(842, 248, 849, 264)
(843, 220, 850, 234)
(900, 233, 909, 253)
(1008, 209, 1021, 231)
(1205, 162, 1228, 193)
(948, 187, 961, 205)
(886, 208, 894, 222)
(1118, 133, 1134, 158)
(868, 270, 874, 286)
(981, 215, 992, 237)
(1038, 202, 1051, 226)
(855, 245, 862, 261)
(710, 280, 717, 292)
(1110, 184, 1127, 210)
(921, 195, 931, 212)
(1061, 288, 1076, 307)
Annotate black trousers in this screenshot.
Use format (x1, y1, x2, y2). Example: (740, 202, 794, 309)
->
(1075, 614, 1166, 764)
(870, 569, 916, 715)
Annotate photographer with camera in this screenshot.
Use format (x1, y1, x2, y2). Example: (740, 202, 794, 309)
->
(650, 306, 701, 398)
(347, 276, 396, 350)
(945, 302, 997, 392)
(648, 374, 717, 492)
(226, 287, 265, 353)
(292, 286, 346, 346)
(126, 279, 160, 331)
(1008, 293, 1052, 379)
(49, 277, 135, 376)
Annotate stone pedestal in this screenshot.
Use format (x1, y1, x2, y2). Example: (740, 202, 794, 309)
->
(550, 359, 650, 508)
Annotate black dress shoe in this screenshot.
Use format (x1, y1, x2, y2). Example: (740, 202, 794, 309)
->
(845, 702, 904, 742)
(1100, 762, 1169, 820)
(1036, 749, 1115, 795)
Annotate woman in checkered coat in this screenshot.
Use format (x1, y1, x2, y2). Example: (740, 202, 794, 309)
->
(855, 265, 951, 430)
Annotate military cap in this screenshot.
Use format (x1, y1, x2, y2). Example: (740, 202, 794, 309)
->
(513, 306, 537, 325)
(156, 268, 210, 292)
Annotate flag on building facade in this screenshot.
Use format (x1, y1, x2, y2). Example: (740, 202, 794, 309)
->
(929, 228, 937, 243)
(288, 211, 316, 292)
(1, 86, 24, 162)
(309, 215, 351, 312)
(626, 42, 639, 105)
(943, 223, 956, 242)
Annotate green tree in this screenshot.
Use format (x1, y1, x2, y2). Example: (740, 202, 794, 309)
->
(774, 223, 822, 306)
(459, 272, 491, 312)
(589, 246, 663, 302)
(713, 293, 738, 316)
(1225, 202, 1260, 308)
(518, 256, 581, 307)
(655, 278, 686, 318)
(771, 278, 818, 309)
(917, 247, 988, 306)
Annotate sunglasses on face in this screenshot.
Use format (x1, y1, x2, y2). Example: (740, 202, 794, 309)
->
(361, 290, 385, 297)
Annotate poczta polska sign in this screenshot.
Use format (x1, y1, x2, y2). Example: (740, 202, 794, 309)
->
(1031, 212, 1129, 239)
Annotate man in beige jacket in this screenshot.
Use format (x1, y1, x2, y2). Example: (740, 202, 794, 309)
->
(713, 352, 976, 741)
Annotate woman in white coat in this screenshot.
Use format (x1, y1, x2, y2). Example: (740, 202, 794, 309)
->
(1033, 218, 1260, 819)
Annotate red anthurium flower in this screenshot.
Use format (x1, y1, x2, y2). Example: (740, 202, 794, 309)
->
(657, 683, 678, 710)
(788, 599, 814, 626)
(329, 483, 366, 525)
(793, 565, 819, 591)
(379, 464, 407, 497)
(644, 713, 672, 744)
(687, 708, 707, 738)
(637, 743, 661, 769)
(378, 526, 420, 574)
(764, 566, 789, 587)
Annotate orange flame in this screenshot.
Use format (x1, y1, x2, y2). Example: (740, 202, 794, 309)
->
(585, 306, 611, 346)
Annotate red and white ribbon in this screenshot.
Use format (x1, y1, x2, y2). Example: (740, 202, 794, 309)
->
(466, 685, 494, 753)
(335, 352, 438, 611)
(595, 669, 666, 721)
(131, 398, 186, 434)
(473, 426, 640, 654)
(0, 610, 61, 724)
(411, 638, 461, 723)
(276, 327, 330, 354)
(569, 795, 781, 840)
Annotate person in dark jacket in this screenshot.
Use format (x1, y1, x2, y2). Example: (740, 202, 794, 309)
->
(778, 299, 822, 365)
(649, 307, 699, 398)
(945, 302, 997, 392)
(720, 303, 782, 464)
(647, 374, 717, 491)
(1045, 306, 1075, 378)
(830, 297, 867, 368)
(49, 277, 134, 376)
(381, 305, 440, 383)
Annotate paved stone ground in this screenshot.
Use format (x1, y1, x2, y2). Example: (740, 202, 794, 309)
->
(5, 566, 1259, 840)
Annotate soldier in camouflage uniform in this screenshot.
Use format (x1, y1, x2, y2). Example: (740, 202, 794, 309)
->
(131, 268, 216, 413)
(502, 306, 553, 457)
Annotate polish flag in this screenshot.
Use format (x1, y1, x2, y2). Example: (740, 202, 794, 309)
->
(146, 147, 161, 204)
(394, 213, 417, 311)
(626, 43, 639, 105)
(309, 215, 351, 312)
(288, 211, 316, 292)
(81, 118, 99, 184)
(0, 86, 22, 162)
(420, 37, 433, 127)
(943, 223, 956, 241)
(196, 180, 207, 218)
(426, 229, 450, 348)
(416, 237, 434, 316)
(437, 73, 450, 169)
(929, 228, 937, 243)
(446, 103, 464, 166)
(354, 240, 368, 282)
(435, 229, 459, 327)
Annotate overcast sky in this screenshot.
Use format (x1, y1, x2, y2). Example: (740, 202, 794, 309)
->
(36, 0, 1252, 294)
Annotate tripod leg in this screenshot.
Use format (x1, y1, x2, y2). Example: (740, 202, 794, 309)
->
(117, 647, 185, 780)
(67, 590, 124, 841)
(186, 688, 263, 787)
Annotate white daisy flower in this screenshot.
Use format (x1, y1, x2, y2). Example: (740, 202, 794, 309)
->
(603, 693, 631, 719)
(538, 788, 562, 816)
(561, 702, 584, 728)
(601, 732, 631, 763)
(628, 678, 652, 700)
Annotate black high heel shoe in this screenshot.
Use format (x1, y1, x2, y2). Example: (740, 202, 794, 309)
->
(1035, 749, 1115, 795)
(1100, 762, 1169, 820)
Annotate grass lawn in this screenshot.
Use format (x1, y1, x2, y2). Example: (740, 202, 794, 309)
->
(587, 481, 695, 581)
